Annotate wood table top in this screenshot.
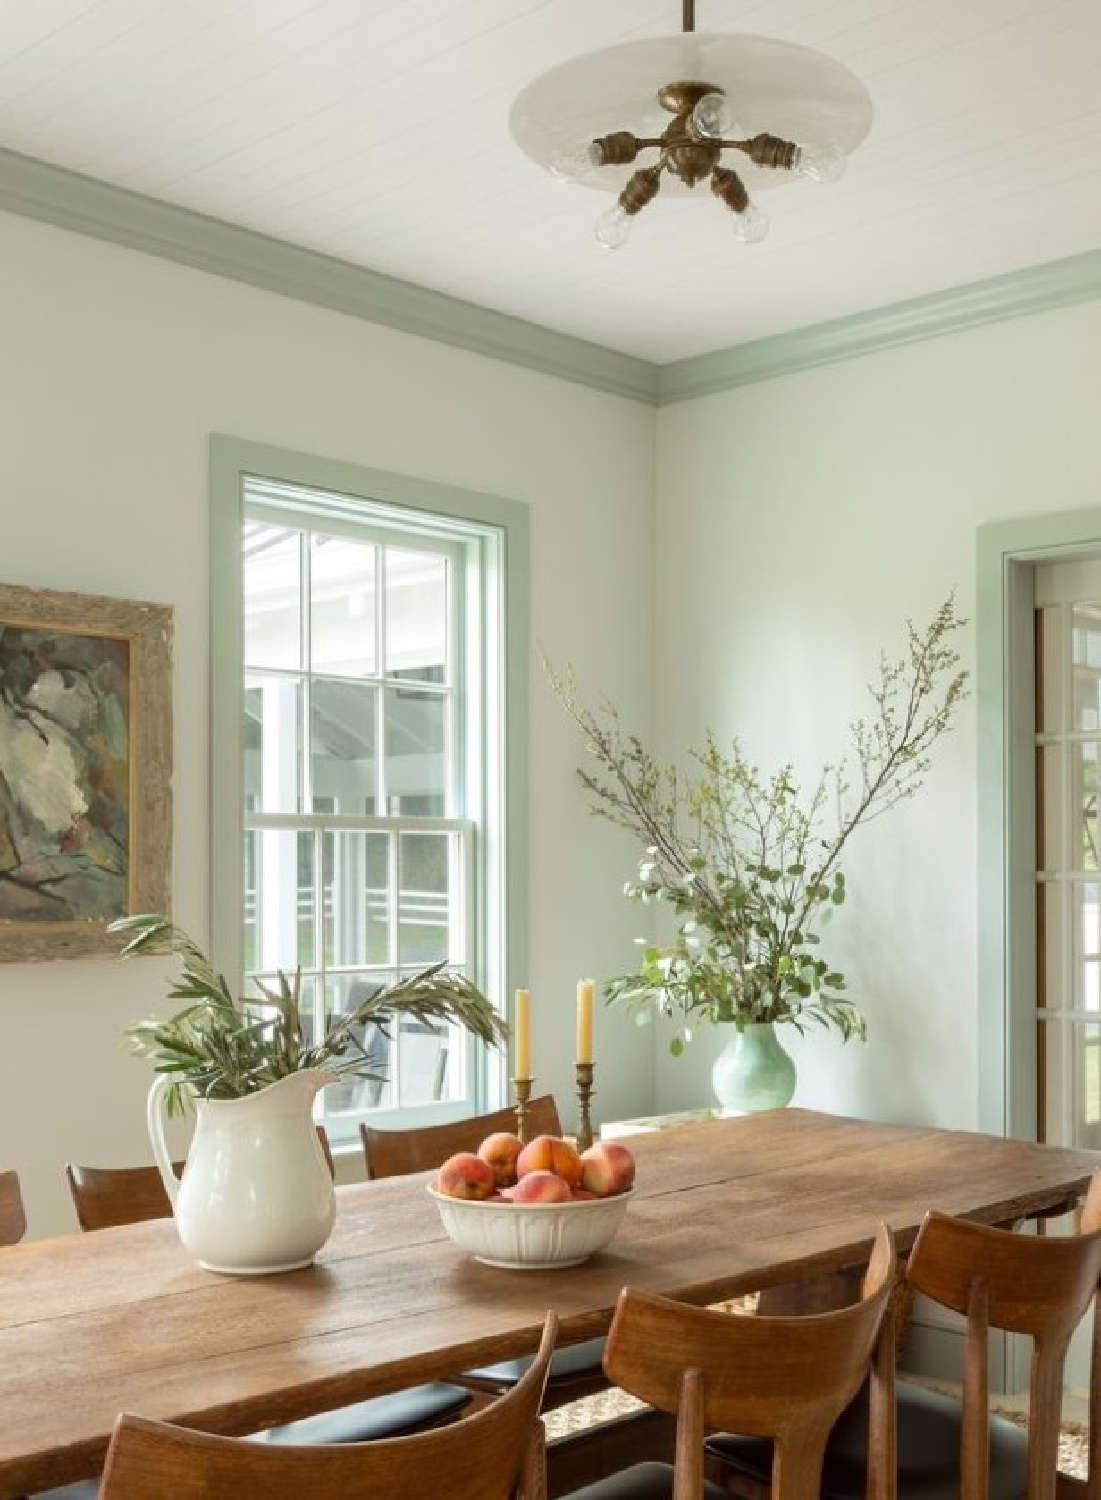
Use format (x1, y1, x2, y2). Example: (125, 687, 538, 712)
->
(3, 1107, 1098, 1496)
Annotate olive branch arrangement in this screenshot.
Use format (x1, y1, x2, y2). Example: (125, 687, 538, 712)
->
(114, 915, 507, 1115)
(548, 595, 969, 1055)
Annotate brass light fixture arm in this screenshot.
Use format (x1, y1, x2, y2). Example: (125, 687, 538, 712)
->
(697, 132, 801, 171)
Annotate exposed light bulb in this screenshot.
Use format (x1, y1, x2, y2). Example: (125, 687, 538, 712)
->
(732, 202, 769, 244)
(595, 204, 632, 250)
(795, 142, 848, 183)
(691, 91, 737, 141)
(548, 140, 604, 182)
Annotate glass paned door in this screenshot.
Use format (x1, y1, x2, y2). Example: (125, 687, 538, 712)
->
(1034, 567, 1101, 1150)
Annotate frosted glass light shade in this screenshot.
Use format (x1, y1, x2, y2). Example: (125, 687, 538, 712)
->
(510, 32, 872, 197)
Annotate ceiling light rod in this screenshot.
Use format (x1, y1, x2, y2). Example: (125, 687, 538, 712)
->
(587, 0, 851, 248)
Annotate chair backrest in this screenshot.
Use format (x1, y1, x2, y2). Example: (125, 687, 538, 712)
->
(67, 1128, 335, 1231)
(604, 1222, 898, 1500)
(906, 1171, 1101, 1500)
(99, 1311, 557, 1500)
(66, 1161, 179, 1231)
(360, 1097, 563, 1180)
(0, 1170, 26, 1245)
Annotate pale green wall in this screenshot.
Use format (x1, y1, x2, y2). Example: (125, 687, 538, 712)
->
(651, 299, 1101, 1123)
(7, 194, 1101, 1236)
(0, 210, 655, 1237)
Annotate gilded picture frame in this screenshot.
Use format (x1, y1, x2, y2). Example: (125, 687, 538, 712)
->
(0, 582, 173, 961)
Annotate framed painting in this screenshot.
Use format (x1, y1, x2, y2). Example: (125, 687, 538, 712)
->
(0, 583, 173, 960)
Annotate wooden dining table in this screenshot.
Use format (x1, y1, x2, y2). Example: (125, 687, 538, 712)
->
(3, 1107, 1100, 1499)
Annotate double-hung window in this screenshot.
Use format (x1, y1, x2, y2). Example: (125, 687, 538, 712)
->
(210, 439, 528, 1146)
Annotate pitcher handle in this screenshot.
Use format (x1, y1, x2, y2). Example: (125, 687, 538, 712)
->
(146, 1075, 180, 1208)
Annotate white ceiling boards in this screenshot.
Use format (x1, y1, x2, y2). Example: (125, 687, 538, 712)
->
(0, 1, 1098, 369)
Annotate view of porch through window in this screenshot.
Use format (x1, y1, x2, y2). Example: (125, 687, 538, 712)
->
(241, 491, 488, 1141)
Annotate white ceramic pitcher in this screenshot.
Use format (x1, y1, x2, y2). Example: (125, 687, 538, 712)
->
(148, 1067, 337, 1275)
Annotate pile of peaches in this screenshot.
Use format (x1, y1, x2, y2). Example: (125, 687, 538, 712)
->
(436, 1132, 635, 1204)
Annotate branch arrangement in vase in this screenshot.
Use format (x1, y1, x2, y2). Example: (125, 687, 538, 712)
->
(548, 595, 969, 1055)
(113, 915, 508, 1115)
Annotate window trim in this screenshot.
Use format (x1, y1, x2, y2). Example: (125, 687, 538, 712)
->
(209, 434, 530, 1120)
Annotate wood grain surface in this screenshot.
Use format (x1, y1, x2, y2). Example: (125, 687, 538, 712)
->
(2, 1109, 1098, 1497)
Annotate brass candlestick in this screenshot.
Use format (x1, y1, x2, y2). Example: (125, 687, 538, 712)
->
(575, 1062, 595, 1152)
(513, 1077, 534, 1143)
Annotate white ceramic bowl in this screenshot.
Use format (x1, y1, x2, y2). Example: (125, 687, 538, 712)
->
(426, 1184, 632, 1269)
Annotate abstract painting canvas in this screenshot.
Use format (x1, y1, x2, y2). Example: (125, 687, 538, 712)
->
(0, 583, 172, 960)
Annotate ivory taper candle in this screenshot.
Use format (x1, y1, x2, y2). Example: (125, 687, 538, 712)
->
(576, 979, 595, 1065)
(514, 988, 532, 1078)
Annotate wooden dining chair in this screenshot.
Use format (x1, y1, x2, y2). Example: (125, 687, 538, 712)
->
(707, 1172, 1101, 1500)
(64, 1132, 473, 1445)
(361, 1096, 609, 1409)
(98, 1311, 557, 1500)
(0, 1169, 26, 1245)
(555, 1221, 897, 1500)
(359, 1095, 562, 1179)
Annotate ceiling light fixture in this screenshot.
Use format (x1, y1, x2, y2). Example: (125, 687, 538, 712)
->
(510, 0, 873, 250)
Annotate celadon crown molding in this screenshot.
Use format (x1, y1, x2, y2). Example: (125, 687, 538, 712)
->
(0, 145, 656, 405)
(656, 250, 1101, 403)
(2, 144, 1100, 407)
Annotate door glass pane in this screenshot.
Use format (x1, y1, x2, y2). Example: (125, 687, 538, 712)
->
(1078, 743, 1101, 871)
(385, 685, 446, 815)
(1076, 882, 1101, 1013)
(244, 525, 302, 670)
(399, 832, 452, 965)
(311, 678, 377, 814)
(310, 533, 377, 677)
(1036, 745, 1064, 872)
(1073, 604, 1101, 732)
(322, 830, 391, 967)
(1044, 1020, 1101, 1148)
(245, 675, 303, 814)
(385, 548, 447, 681)
(254, 829, 315, 972)
(1074, 1023, 1101, 1142)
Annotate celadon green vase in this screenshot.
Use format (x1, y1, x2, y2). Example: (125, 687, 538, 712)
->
(710, 1022, 796, 1116)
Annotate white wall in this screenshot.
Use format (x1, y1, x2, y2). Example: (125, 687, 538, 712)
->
(652, 300, 1101, 1124)
(0, 211, 655, 1237)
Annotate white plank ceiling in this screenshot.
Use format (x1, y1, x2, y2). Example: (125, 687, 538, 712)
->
(0, 0, 1098, 365)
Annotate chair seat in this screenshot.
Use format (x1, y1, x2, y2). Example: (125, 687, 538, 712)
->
(249, 1382, 471, 1445)
(462, 1335, 606, 1388)
(561, 1460, 730, 1498)
(705, 1380, 1030, 1500)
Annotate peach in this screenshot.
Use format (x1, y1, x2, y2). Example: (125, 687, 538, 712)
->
(477, 1131, 524, 1187)
(516, 1134, 583, 1188)
(512, 1169, 572, 1204)
(436, 1151, 496, 1201)
(579, 1141, 636, 1198)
